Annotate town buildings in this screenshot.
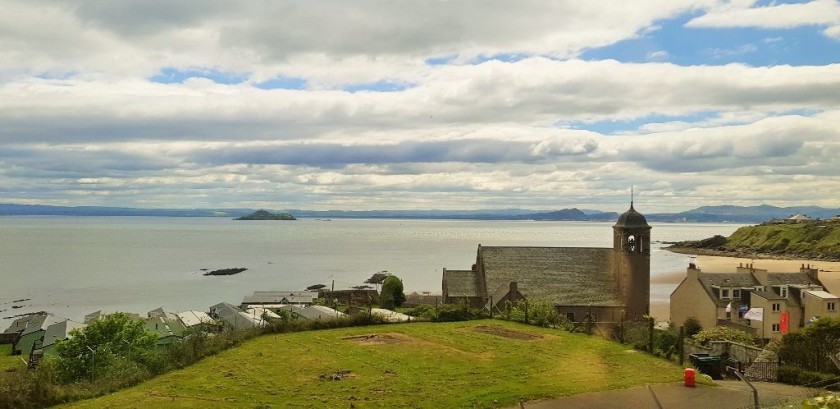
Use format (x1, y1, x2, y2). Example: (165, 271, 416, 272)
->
(670, 263, 840, 341)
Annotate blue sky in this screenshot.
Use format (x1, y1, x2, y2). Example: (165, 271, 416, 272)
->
(1, 1, 839, 212)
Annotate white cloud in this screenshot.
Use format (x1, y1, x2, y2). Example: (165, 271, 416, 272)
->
(686, 0, 840, 39)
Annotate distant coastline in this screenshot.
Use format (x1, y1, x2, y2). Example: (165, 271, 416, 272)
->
(2, 203, 839, 223)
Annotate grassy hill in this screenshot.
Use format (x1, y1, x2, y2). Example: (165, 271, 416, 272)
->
(671, 220, 840, 261)
(61, 320, 683, 408)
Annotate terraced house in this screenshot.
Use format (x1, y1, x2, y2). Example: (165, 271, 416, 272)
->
(670, 263, 840, 341)
(442, 203, 651, 323)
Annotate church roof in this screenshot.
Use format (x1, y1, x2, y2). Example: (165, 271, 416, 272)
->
(479, 246, 621, 306)
(613, 204, 650, 228)
(443, 269, 482, 298)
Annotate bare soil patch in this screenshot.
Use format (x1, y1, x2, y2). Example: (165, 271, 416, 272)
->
(343, 333, 409, 345)
(473, 325, 542, 340)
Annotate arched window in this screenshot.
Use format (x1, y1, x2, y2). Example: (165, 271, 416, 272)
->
(627, 235, 636, 252)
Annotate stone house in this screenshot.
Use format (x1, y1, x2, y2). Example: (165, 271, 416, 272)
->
(442, 204, 651, 322)
(670, 263, 840, 341)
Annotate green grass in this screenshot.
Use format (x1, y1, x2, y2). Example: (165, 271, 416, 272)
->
(0, 344, 25, 372)
(62, 320, 684, 408)
(726, 222, 840, 258)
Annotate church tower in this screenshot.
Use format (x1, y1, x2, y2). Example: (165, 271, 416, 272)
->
(612, 200, 651, 320)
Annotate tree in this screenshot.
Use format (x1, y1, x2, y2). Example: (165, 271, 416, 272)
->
(364, 272, 390, 285)
(54, 313, 159, 382)
(379, 275, 405, 310)
(683, 317, 702, 338)
(779, 316, 840, 374)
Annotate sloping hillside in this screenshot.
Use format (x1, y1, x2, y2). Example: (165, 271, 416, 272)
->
(671, 221, 840, 261)
(62, 320, 683, 409)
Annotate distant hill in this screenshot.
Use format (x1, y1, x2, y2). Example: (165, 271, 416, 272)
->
(647, 205, 840, 223)
(669, 220, 840, 261)
(1, 203, 838, 223)
(235, 210, 296, 220)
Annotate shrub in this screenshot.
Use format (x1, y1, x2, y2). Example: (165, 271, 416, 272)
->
(778, 366, 840, 390)
(693, 326, 758, 346)
(779, 317, 840, 374)
(683, 317, 702, 338)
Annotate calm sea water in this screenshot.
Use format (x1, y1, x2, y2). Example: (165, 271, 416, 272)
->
(0, 217, 741, 324)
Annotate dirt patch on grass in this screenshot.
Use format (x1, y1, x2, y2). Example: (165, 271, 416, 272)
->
(473, 325, 542, 340)
(343, 333, 410, 345)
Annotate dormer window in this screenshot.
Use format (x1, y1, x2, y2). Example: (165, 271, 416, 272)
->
(732, 289, 741, 299)
(721, 288, 730, 299)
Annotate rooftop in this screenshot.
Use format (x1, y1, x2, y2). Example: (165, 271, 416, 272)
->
(480, 246, 621, 306)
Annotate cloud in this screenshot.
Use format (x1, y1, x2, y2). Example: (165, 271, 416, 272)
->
(686, 0, 840, 40)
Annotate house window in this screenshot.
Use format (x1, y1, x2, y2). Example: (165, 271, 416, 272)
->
(721, 288, 730, 299)
(772, 303, 781, 312)
(779, 287, 788, 298)
(772, 324, 780, 333)
(829, 302, 836, 312)
(733, 289, 741, 299)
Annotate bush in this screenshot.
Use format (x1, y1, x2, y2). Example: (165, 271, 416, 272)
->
(778, 366, 840, 390)
(380, 275, 406, 310)
(693, 326, 758, 346)
(683, 317, 702, 338)
(779, 317, 840, 374)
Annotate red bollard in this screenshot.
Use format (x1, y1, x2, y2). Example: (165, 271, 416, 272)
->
(684, 368, 696, 387)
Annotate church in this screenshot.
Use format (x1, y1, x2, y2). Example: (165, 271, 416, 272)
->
(441, 203, 651, 322)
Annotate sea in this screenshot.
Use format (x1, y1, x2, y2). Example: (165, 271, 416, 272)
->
(0, 217, 741, 325)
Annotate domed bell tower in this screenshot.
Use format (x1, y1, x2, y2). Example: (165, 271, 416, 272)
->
(612, 200, 651, 320)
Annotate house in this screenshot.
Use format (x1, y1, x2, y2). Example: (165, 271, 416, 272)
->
(274, 305, 346, 321)
(318, 289, 379, 307)
(670, 263, 840, 341)
(175, 310, 217, 331)
(209, 302, 264, 329)
(38, 319, 86, 356)
(240, 291, 317, 312)
(144, 308, 187, 346)
(442, 203, 651, 322)
(5, 312, 65, 356)
(788, 214, 811, 223)
(404, 291, 442, 306)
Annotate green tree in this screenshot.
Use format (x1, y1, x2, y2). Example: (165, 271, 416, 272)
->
(54, 313, 159, 382)
(683, 317, 702, 338)
(779, 316, 840, 374)
(379, 275, 405, 310)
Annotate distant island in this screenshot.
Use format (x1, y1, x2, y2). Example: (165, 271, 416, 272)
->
(235, 210, 297, 220)
(203, 267, 248, 276)
(668, 217, 840, 261)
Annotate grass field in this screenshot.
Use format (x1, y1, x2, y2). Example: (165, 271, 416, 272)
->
(0, 344, 24, 373)
(63, 320, 684, 408)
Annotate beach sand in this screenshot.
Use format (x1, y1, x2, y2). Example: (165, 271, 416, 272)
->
(649, 253, 840, 323)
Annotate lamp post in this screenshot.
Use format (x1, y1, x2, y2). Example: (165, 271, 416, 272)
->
(86, 345, 95, 379)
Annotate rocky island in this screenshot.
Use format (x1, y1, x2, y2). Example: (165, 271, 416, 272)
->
(669, 218, 840, 261)
(235, 210, 296, 220)
(203, 267, 248, 276)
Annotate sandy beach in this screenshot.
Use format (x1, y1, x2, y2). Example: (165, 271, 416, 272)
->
(650, 253, 840, 322)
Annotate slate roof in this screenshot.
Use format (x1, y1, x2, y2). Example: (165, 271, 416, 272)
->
(767, 273, 817, 286)
(42, 320, 86, 348)
(209, 302, 261, 329)
(614, 205, 650, 228)
(176, 310, 214, 327)
(3, 313, 48, 335)
(752, 290, 786, 301)
(479, 246, 620, 306)
(697, 273, 759, 307)
(443, 269, 482, 298)
(805, 290, 839, 300)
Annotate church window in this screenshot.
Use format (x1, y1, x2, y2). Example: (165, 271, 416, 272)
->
(627, 235, 636, 252)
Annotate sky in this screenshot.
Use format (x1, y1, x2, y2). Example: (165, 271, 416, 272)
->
(1, 0, 839, 213)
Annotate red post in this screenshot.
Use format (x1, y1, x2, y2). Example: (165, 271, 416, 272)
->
(684, 368, 696, 387)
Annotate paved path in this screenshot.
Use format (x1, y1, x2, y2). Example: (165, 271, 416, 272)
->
(508, 381, 822, 409)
